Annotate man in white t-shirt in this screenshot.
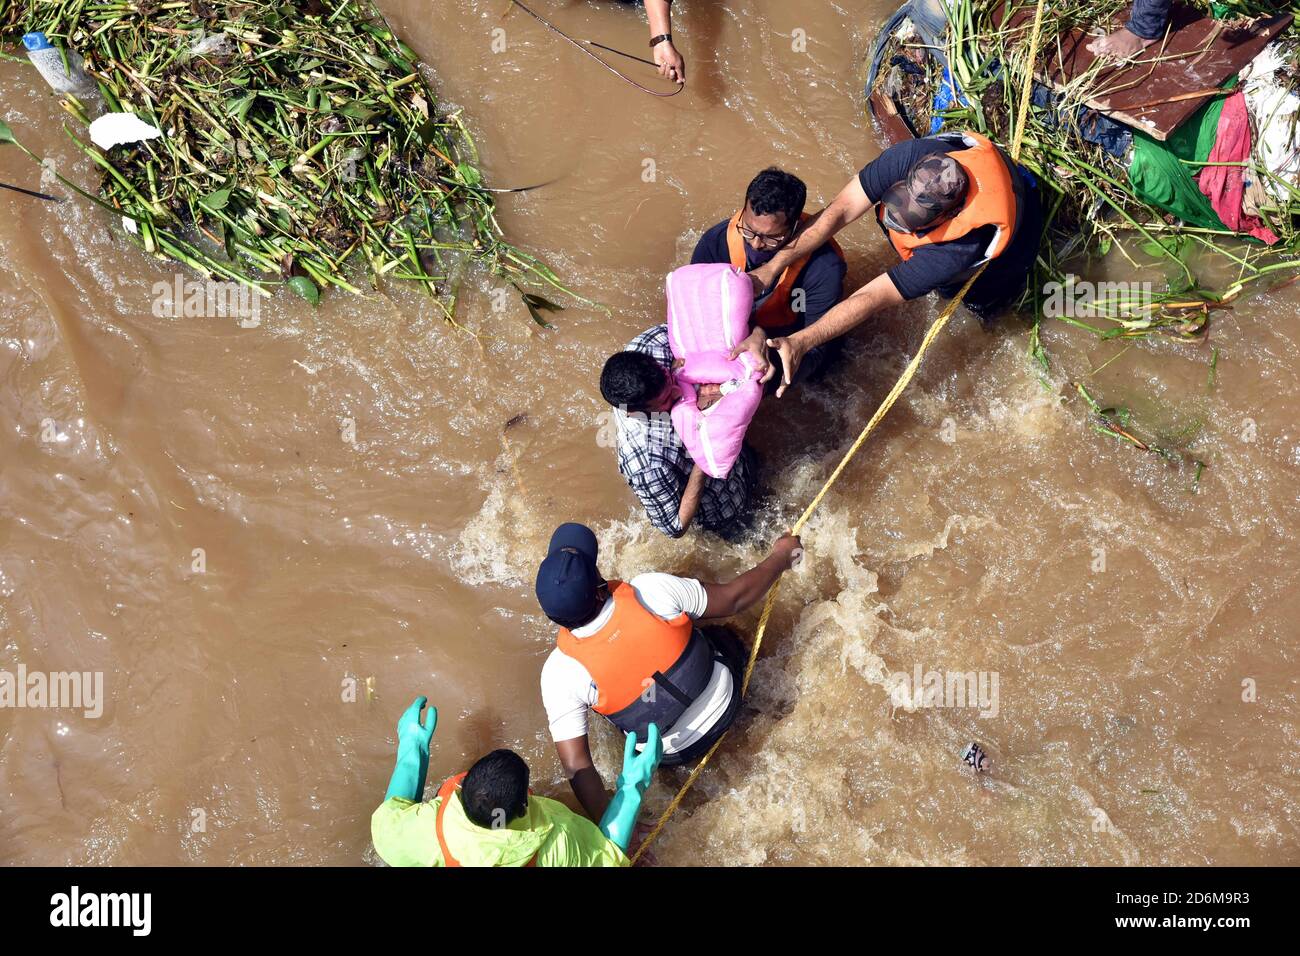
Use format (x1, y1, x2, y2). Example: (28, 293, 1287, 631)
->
(534, 522, 802, 822)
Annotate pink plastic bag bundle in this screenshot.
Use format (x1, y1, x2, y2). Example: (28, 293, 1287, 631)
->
(665, 263, 763, 478)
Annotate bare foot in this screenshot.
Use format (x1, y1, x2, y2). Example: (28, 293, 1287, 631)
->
(1087, 27, 1157, 60)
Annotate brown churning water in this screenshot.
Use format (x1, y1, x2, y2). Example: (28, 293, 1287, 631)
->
(1, 0, 1297, 865)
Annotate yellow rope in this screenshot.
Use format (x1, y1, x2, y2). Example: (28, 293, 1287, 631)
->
(1009, 0, 1048, 165)
(630, 0, 1047, 865)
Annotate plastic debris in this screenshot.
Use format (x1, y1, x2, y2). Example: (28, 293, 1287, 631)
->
(961, 741, 991, 773)
(190, 31, 237, 58)
(22, 32, 93, 95)
(88, 113, 164, 150)
(1239, 43, 1300, 205)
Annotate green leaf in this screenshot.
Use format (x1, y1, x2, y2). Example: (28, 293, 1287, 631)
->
(522, 293, 563, 314)
(199, 188, 232, 213)
(0, 118, 15, 145)
(521, 292, 562, 328)
(287, 275, 320, 306)
(1140, 234, 1193, 262)
(456, 163, 482, 187)
(1075, 382, 1102, 414)
(1165, 269, 1195, 295)
(227, 92, 257, 123)
(416, 119, 438, 146)
(524, 301, 554, 328)
(338, 102, 381, 121)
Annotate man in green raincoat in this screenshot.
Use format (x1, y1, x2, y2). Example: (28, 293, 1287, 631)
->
(370, 696, 661, 867)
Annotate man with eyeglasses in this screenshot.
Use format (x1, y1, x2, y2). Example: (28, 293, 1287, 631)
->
(691, 167, 847, 388)
(747, 132, 1042, 396)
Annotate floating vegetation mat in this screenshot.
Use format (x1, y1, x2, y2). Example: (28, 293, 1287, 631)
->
(869, 0, 1300, 355)
(864, 0, 1300, 477)
(0, 0, 575, 320)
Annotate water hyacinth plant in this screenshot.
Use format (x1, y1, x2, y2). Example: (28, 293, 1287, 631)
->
(873, 0, 1300, 355)
(0, 0, 578, 322)
(867, 0, 1300, 478)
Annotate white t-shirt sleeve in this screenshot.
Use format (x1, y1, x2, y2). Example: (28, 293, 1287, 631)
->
(540, 649, 597, 743)
(628, 572, 709, 621)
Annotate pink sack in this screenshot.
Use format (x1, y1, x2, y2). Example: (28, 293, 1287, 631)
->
(665, 263, 763, 479)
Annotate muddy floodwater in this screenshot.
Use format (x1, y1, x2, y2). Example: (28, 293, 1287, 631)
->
(2, 0, 1298, 866)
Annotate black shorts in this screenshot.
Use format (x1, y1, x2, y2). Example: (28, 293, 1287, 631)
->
(658, 625, 747, 767)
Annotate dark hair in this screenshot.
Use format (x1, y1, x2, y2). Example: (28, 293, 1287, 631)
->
(461, 749, 530, 828)
(600, 350, 667, 411)
(744, 167, 807, 227)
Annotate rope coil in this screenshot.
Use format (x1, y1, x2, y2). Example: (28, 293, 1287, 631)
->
(629, 0, 1048, 864)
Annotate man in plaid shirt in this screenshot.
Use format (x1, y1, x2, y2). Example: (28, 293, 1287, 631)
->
(600, 325, 757, 539)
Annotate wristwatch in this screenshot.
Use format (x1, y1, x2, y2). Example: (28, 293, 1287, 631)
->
(649, 33, 672, 49)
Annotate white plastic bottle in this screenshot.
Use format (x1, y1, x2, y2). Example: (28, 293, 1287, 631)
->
(22, 32, 92, 95)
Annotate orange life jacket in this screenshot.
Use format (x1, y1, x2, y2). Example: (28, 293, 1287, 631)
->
(435, 772, 538, 868)
(880, 131, 1020, 266)
(556, 580, 695, 716)
(726, 211, 845, 330)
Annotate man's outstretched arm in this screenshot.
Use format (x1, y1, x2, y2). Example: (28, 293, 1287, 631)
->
(767, 272, 904, 397)
(556, 735, 611, 821)
(645, 0, 684, 82)
(699, 534, 803, 620)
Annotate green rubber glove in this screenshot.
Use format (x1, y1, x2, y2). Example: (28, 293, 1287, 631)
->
(384, 695, 438, 803)
(598, 723, 663, 852)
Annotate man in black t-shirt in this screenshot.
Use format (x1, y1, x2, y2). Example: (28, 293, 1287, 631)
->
(746, 133, 1042, 396)
(692, 167, 846, 387)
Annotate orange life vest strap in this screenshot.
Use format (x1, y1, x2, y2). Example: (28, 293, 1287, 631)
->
(435, 772, 538, 868)
(726, 211, 845, 330)
(435, 772, 469, 868)
(556, 580, 693, 714)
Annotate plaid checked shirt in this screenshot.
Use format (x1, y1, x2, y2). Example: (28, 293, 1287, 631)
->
(614, 325, 756, 538)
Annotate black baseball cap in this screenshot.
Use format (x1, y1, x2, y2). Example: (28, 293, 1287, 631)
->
(534, 523, 603, 627)
(881, 152, 968, 232)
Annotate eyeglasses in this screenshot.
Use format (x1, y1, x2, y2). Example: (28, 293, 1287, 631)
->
(735, 221, 791, 249)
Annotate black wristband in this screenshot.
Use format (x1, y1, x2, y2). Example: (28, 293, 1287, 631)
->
(649, 33, 672, 49)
